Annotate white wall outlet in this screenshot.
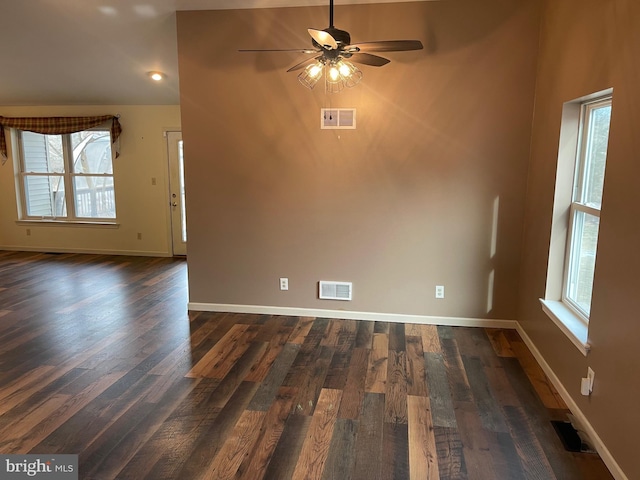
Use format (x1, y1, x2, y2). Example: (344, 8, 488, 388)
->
(581, 367, 595, 395)
(280, 278, 289, 291)
(435, 285, 445, 299)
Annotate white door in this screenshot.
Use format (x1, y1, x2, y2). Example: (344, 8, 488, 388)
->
(167, 131, 187, 256)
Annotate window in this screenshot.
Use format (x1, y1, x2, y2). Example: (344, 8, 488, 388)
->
(18, 129, 116, 221)
(541, 90, 612, 355)
(563, 98, 611, 320)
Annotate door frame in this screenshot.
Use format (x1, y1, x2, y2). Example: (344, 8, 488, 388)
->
(166, 131, 186, 256)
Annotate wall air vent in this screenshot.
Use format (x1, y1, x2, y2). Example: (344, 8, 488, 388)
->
(321, 108, 356, 129)
(319, 281, 353, 301)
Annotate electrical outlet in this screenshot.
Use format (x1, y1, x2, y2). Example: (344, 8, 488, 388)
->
(581, 367, 595, 395)
(137, 232, 142, 240)
(435, 285, 445, 299)
(280, 278, 289, 291)
(26, 228, 31, 236)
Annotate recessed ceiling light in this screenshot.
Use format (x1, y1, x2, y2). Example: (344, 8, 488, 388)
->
(147, 71, 165, 81)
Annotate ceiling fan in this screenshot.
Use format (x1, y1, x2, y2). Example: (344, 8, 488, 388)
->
(239, 0, 423, 93)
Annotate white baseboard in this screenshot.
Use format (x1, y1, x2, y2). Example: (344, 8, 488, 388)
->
(187, 302, 518, 329)
(0, 245, 172, 257)
(516, 324, 627, 480)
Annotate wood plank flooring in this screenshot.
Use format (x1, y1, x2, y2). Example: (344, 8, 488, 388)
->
(0, 251, 614, 479)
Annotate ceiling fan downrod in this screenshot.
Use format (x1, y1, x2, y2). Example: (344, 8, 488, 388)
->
(329, 0, 334, 28)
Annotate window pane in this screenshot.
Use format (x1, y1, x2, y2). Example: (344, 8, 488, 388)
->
(567, 210, 600, 315)
(22, 132, 64, 173)
(73, 176, 116, 218)
(70, 131, 113, 174)
(24, 175, 67, 217)
(582, 103, 611, 209)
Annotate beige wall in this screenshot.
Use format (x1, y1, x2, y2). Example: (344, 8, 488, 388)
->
(177, 0, 540, 319)
(518, 0, 640, 477)
(0, 105, 181, 256)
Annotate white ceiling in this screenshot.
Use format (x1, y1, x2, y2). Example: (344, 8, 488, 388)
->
(0, 0, 427, 106)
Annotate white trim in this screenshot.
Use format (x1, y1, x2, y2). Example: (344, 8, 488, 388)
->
(516, 324, 628, 480)
(572, 202, 601, 218)
(540, 299, 589, 356)
(0, 245, 172, 257)
(187, 302, 518, 329)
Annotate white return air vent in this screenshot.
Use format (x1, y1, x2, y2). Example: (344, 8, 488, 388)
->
(319, 281, 353, 301)
(321, 108, 356, 129)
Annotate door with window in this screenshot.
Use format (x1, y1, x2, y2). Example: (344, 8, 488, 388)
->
(167, 131, 186, 256)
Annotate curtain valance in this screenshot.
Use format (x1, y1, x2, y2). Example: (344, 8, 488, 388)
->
(0, 115, 122, 164)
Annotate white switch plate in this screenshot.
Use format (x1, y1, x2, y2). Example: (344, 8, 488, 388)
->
(435, 285, 445, 299)
(280, 278, 289, 291)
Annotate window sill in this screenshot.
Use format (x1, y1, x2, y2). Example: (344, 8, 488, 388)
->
(16, 220, 119, 228)
(539, 299, 590, 356)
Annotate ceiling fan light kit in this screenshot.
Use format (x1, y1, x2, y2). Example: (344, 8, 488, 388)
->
(298, 58, 362, 92)
(298, 62, 323, 89)
(240, 0, 423, 93)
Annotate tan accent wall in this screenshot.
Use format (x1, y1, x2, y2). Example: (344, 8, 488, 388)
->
(0, 105, 181, 256)
(518, 0, 640, 477)
(177, 0, 540, 318)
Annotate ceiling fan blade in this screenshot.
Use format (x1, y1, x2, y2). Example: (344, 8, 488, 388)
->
(308, 28, 338, 50)
(349, 52, 390, 67)
(287, 56, 323, 73)
(348, 40, 423, 53)
(239, 48, 319, 54)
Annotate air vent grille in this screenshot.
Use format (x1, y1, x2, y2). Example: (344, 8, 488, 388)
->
(321, 108, 356, 129)
(319, 281, 353, 301)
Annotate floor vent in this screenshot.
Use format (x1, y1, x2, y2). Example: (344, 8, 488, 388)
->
(319, 281, 352, 301)
(551, 419, 595, 453)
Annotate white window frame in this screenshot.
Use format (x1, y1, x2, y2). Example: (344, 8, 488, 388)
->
(16, 128, 117, 223)
(562, 97, 611, 322)
(541, 90, 612, 356)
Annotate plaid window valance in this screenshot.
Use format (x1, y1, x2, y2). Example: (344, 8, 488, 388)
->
(0, 115, 122, 165)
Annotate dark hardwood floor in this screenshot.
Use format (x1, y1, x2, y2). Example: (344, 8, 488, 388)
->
(0, 251, 613, 479)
